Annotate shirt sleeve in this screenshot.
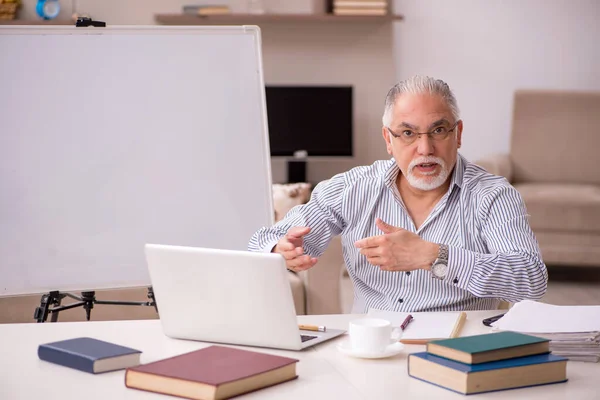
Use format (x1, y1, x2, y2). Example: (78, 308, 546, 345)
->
(446, 185, 548, 303)
(248, 173, 347, 257)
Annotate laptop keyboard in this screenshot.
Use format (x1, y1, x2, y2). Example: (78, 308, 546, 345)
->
(301, 334, 318, 343)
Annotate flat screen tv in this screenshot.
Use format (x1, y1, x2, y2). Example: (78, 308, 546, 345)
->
(265, 86, 353, 157)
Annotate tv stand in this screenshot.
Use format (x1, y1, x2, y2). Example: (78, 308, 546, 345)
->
(287, 159, 306, 183)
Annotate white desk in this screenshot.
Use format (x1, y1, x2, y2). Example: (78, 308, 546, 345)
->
(1, 311, 598, 400)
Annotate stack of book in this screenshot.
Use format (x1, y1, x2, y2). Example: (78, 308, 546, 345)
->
(408, 331, 568, 395)
(330, 1, 388, 16)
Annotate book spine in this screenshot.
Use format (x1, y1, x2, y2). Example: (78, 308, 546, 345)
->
(407, 354, 467, 395)
(334, 2, 388, 8)
(38, 345, 95, 374)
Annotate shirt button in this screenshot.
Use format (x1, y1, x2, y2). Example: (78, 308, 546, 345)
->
(453, 278, 459, 284)
(398, 298, 404, 303)
(406, 271, 411, 276)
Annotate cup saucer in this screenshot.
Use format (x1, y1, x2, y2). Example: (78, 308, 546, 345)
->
(336, 340, 405, 359)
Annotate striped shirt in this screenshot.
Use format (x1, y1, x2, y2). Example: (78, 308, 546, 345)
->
(249, 154, 548, 313)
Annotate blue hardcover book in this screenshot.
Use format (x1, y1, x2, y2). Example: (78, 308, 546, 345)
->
(38, 337, 142, 374)
(408, 352, 567, 395)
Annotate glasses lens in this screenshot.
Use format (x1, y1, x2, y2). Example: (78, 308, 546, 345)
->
(430, 127, 449, 140)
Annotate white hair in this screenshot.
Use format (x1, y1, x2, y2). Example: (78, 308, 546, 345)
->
(382, 76, 460, 127)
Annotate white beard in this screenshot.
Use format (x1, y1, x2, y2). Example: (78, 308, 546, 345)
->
(405, 156, 450, 191)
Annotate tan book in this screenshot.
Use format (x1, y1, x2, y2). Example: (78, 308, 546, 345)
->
(334, 1, 388, 8)
(333, 8, 387, 16)
(125, 345, 299, 400)
(334, 0, 387, 3)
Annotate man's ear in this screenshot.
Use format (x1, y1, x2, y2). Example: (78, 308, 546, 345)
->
(382, 127, 393, 155)
(456, 120, 463, 149)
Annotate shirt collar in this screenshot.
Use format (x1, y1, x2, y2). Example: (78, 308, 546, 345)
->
(383, 158, 399, 189)
(450, 153, 466, 189)
(382, 153, 466, 190)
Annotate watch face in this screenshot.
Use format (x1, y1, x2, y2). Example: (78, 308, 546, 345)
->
(432, 262, 448, 278)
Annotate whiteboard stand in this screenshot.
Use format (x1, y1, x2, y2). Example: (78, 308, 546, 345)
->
(1, 26, 273, 316)
(33, 288, 158, 323)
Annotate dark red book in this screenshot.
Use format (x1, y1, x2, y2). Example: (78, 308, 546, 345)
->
(125, 345, 299, 400)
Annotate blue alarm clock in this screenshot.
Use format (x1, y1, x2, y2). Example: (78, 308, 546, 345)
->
(36, 0, 61, 20)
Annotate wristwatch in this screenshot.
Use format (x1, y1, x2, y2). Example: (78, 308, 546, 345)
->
(431, 244, 449, 279)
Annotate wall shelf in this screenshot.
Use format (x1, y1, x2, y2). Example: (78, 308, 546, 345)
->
(155, 13, 403, 25)
(0, 20, 72, 25)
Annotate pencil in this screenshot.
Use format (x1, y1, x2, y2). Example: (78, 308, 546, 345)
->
(298, 324, 326, 332)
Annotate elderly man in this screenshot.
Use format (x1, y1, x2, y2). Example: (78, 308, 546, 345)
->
(249, 76, 547, 313)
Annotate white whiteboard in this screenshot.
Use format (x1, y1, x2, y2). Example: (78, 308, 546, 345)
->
(0, 26, 274, 296)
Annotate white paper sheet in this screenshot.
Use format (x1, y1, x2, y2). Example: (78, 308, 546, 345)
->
(367, 308, 464, 340)
(491, 300, 600, 333)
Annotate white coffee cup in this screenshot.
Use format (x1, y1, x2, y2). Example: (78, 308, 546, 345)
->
(348, 318, 397, 354)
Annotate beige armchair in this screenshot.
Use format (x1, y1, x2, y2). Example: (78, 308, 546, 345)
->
(297, 236, 347, 314)
(272, 183, 347, 315)
(476, 90, 600, 267)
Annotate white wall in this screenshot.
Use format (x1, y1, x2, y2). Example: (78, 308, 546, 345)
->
(17, 0, 598, 177)
(393, 0, 600, 162)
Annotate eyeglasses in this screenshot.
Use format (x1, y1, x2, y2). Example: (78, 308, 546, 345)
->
(387, 121, 459, 145)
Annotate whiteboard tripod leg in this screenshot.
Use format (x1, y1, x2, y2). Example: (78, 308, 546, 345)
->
(33, 288, 158, 322)
(33, 291, 66, 323)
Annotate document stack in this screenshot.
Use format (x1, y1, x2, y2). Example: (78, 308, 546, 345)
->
(331, 0, 388, 16)
(491, 300, 600, 362)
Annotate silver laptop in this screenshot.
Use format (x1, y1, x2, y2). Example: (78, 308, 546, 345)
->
(145, 244, 345, 351)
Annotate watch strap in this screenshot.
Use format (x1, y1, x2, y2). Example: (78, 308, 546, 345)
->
(430, 244, 449, 279)
(437, 243, 449, 264)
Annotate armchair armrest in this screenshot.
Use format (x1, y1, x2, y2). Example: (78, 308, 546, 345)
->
(474, 153, 513, 182)
(298, 236, 344, 315)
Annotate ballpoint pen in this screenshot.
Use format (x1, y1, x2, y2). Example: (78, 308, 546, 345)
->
(400, 314, 414, 331)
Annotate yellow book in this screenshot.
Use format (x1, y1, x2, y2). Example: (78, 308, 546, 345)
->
(333, 8, 387, 16)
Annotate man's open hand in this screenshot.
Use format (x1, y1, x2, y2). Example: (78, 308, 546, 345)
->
(354, 218, 438, 271)
(273, 226, 318, 272)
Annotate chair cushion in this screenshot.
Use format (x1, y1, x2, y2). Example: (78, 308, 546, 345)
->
(535, 231, 600, 266)
(515, 183, 600, 233)
(510, 91, 600, 185)
(273, 184, 310, 314)
(272, 183, 311, 222)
